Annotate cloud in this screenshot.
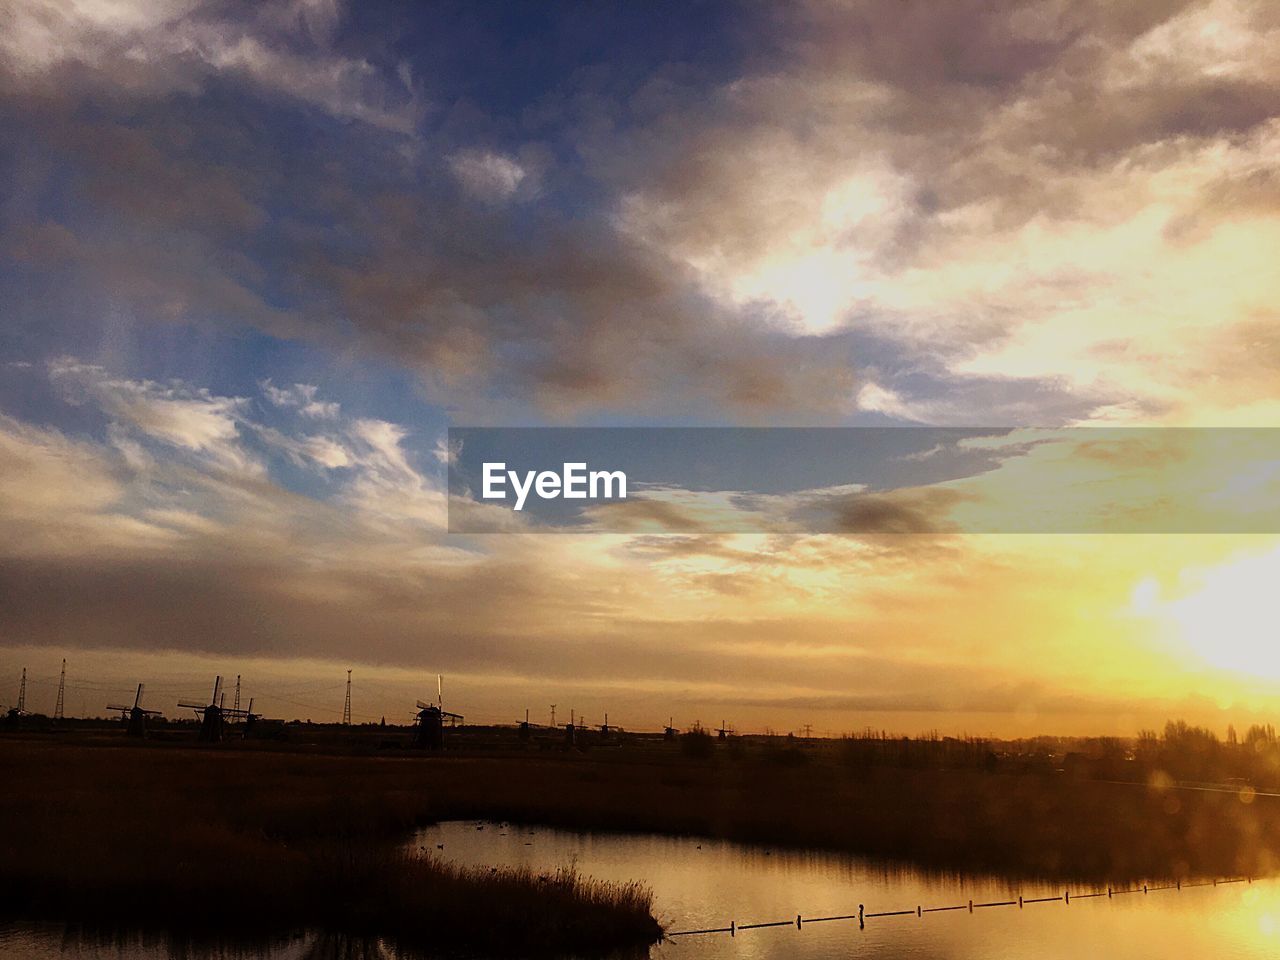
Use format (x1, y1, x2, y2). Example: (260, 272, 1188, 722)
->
(33, 358, 450, 534)
(0, 1, 861, 420)
(0, 413, 128, 552)
(817, 489, 969, 535)
(448, 150, 528, 202)
(252, 423, 352, 471)
(855, 382, 930, 421)
(591, 0, 1280, 422)
(336, 418, 445, 526)
(260, 380, 340, 419)
(0, 0, 420, 131)
(49, 357, 256, 473)
(6, 1, 1280, 424)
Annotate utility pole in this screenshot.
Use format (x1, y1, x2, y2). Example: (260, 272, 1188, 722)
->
(54, 659, 66, 721)
(343, 669, 352, 726)
(17, 668, 26, 713)
(550, 704, 556, 728)
(234, 675, 241, 713)
(803, 723, 813, 739)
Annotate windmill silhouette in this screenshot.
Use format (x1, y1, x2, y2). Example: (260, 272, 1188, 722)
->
(178, 676, 259, 742)
(413, 675, 462, 749)
(106, 683, 163, 737)
(3, 668, 26, 728)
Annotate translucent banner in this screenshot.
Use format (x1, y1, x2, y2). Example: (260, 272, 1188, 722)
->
(446, 428, 1280, 534)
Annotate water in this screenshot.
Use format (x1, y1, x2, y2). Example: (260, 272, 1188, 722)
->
(411, 821, 1280, 960)
(5, 821, 1280, 959)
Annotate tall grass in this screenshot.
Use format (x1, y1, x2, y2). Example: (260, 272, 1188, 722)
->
(307, 845, 659, 954)
(0, 741, 661, 955)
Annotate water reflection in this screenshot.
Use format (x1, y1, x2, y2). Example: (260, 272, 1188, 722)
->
(413, 821, 1280, 960)
(0, 919, 651, 960)
(0, 925, 417, 960)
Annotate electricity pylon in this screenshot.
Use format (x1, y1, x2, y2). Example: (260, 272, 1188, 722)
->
(54, 659, 66, 721)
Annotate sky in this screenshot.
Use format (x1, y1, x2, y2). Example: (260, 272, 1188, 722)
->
(1, 0, 1279, 736)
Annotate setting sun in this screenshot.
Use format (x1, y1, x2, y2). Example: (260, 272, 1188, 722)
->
(1134, 546, 1280, 680)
